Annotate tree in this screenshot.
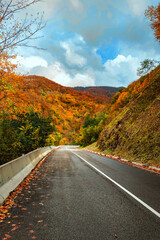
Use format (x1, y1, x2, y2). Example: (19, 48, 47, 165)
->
(0, 114, 18, 164)
(137, 59, 160, 76)
(0, 111, 56, 164)
(78, 113, 107, 146)
(145, 3, 160, 42)
(0, 0, 46, 52)
(11, 111, 55, 152)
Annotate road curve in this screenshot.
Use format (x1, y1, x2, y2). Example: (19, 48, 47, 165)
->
(0, 146, 160, 240)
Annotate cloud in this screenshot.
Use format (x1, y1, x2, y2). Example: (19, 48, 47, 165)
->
(104, 55, 140, 86)
(69, 0, 84, 13)
(34, 0, 84, 20)
(15, 0, 160, 88)
(30, 61, 95, 87)
(126, 0, 146, 15)
(22, 54, 139, 88)
(61, 40, 86, 67)
(12, 56, 48, 73)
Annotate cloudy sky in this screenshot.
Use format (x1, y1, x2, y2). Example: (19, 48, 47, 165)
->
(16, 0, 160, 87)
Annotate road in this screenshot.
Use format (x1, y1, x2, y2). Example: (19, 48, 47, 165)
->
(0, 146, 160, 239)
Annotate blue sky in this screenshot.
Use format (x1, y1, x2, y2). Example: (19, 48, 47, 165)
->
(15, 0, 160, 87)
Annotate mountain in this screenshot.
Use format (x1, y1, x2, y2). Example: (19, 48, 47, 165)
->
(0, 74, 107, 145)
(98, 65, 160, 167)
(1, 67, 160, 167)
(73, 86, 122, 100)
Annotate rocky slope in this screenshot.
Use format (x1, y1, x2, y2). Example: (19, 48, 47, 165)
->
(98, 66, 160, 166)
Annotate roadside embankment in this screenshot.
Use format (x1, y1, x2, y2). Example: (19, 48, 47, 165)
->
(84, 143, 160, 174)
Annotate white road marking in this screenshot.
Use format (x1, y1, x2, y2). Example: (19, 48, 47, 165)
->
(71, 151, 160, 219)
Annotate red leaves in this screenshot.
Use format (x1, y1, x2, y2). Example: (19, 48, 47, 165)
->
(145, 3, 160, 42)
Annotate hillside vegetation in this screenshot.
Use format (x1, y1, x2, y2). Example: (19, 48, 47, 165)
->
(97, 66, 160, 167)
(0, 73, 107, 164)
(73, 86, 122, 100)
(1, 66, 160, 167)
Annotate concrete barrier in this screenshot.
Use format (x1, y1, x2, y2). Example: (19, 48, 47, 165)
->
(0, 146, 56, 205)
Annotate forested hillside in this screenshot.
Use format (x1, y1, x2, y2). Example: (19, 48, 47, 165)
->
(73, 86, 122, 100)
(1, 65, 160, 167)
(97, 66, 160, 167)
(0, 73, 107, 164)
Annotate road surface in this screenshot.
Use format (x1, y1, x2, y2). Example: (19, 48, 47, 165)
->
(0, 146, 160, 239)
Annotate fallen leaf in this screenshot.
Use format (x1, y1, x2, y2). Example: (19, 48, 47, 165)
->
(11, 226, 19, 231)
(5, 234, 11, 238)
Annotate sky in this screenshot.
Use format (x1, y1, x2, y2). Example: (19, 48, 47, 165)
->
(15, 0, 160, 87)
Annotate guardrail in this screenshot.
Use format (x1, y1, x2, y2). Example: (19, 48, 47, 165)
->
(0, 146, 56, 205)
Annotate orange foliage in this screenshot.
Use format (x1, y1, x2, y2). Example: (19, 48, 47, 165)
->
(110, 66, 160, 117)
(0, 74, 107, 143)
(145, 3, 160, 42)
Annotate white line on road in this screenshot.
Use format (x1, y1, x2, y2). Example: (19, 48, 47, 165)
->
(71, 151, 160, 219)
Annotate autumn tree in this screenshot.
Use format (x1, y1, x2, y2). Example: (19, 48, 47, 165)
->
(145, 3, 160, 42)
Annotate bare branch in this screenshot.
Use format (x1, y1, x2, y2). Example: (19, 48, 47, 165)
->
(0, 0, 46, 51)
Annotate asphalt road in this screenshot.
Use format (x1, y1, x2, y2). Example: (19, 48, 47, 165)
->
(0, 146, 160, 240)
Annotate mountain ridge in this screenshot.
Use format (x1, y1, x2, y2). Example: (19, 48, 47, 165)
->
(73, 86, 123, 99)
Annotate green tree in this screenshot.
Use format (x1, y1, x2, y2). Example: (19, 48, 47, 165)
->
(11, 111, 55, 152)
(78, 112, 107, 146)
(0, 114, 19, 164)
(0, 111, 56, 165)
(137, 59, 160, 76)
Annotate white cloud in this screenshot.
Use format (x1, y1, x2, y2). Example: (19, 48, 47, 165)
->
(61, 40, 86, 67)
(69, 0, 84, 13)
(31, 61, 95, 87)
(32, 0, 84, 19)
(14, 54, 141, 88)
(14, 56, 48, 70)
(126, 0, 146, 16)
(104, 55, 140, 86)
